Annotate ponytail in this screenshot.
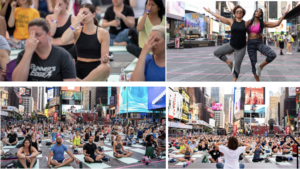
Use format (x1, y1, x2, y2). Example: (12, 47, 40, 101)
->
(94, 17, 99, 27)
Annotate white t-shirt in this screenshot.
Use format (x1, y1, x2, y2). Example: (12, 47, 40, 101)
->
(69, 133, 75, 140)
(218, 146, 246, 169)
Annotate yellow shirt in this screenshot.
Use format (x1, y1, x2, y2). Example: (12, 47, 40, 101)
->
(138, 15, 166, 49)
(13, 7, 40, 40)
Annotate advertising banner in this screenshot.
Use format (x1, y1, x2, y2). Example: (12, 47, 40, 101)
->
(289, 87, 296, 97)
(234, 87, 241, 115)
(233, 125, 237, 136)
(212, 103, 222, 111)
(296, 87, 300, 118)
(168, 88, 174, 119)
(19, 105, 24, 115)
(47, 88, 54, 101)
(44, 109, 48, 117)
(62, 105, 83, 114)
(167, 1, 185, 17)
(184, 13, 207, 35)
(62, 91, 81, 100)
(106, 114, 110, 121)
(245, 87, 265, 105)
(148, 87, 166, 110)
(175, 38, 180, 49)
(61, 87, 80, 92)
(182, 89, 190, 122)
(213, 20, 219, 33)
(53, 112, 58, 123)
(172, 92, 183, 120)
(49, 97, 56, 107)
(286, 126, 290, 135)
(110, 96, 115, 106)
(244, 105, 265, 118)
(108, 87, 111, 105)
(119, 87, 149, 114)
(116, 87, 119, 114)
(19, 87, 31, 96)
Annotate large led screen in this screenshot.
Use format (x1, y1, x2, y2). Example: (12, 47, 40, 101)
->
(119, 87, 149, 114)
(245, 87, 265, 105)
(148, 87, 166, 110)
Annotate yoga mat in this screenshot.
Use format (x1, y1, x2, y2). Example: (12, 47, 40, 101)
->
(131, 144, 144, 148)
(192, 154, 203, 158)
(122, 146, 131, 149)
(37, 154, 43, 158)
(124, 58, 138, 72)
(131, 149, 145, 154)
(102, 146, 112, 151)
(3, 149, 10, 153)
(4, 145, 16, 149)
(109, 46, 127, 52)
(104, 151, 139, 163)
(46, 158, 74, 169)
(10, 49, 22, 55)
(74, 155, 111, 169)
(17, 159, 39, 169)
(107, 75, 120, 82)
(268, 158, 292, 165)
(174, 154, 184, 158)
(175, 158, 196, 165)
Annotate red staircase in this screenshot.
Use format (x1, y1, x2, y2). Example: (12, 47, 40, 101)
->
(251, 125, 284, 137)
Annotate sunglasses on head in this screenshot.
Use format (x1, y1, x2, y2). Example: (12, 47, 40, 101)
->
(235, 10, 243, 14)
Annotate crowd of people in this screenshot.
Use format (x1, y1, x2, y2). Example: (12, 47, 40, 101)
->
(0, 0, 166, 81)
(169, 133, 300, 168)
(0, 120, 166, 168)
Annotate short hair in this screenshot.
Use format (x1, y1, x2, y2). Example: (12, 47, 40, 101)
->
(232, 5, 246, 18)
(151, 25, 165, 39)
(18, 0, 33, 6)
(227, 136, 239, 150)
(28, 18, 51, 33)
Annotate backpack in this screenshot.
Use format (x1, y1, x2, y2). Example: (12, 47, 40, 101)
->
(1, 152, 18, 160)
(202, 155, 209, 163)
(46, 142, 52, 146)
(98, 146, 103, 152)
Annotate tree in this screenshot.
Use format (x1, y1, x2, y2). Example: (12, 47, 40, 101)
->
(45, 102, 49, 109)
(233, 116, 236, 122)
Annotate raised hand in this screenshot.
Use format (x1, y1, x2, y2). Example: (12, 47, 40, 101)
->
(53, 3, 62, 17)
(284, 4, 290, 15)
(74, 10, 87, 25)
(11, 1, 16, 9)
(203, 7, 211, 14)
(25, 31, 39, 54)
(143, 35, 157, 53)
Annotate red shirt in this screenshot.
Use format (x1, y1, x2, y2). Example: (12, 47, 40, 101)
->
(292, 144, 297, 153)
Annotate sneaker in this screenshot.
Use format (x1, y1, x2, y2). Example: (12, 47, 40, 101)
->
(290, 53, 293, 55)
(280, 53, 284, 55)
(229, 61, 235, 74)
(256, 63, 262, 77)
(286, 52, 290, 54)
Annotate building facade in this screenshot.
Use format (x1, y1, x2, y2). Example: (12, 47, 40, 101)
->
(21, 97, 34, 116)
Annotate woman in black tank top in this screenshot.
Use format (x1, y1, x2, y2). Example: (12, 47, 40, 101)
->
(61, 3, 111, 81)
(46, 0, 76, 55)
(203, 5, 249, 82)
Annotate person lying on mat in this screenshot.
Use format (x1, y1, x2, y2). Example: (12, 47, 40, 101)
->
(83, 136, 104, 162)
(131, 25, 165, 81)
(47, 136, 79, 168)
(113, 135, 133, 158)
(17, 139, 38, 169)
(4, 130, 18, 146)
(72, 130, 84, 149)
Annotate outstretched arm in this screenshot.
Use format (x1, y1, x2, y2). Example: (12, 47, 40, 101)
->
(264, 4, 290, 28)
(203, 7, 233, 26)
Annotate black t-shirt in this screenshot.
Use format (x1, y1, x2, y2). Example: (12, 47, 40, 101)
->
(209, 150, 221, 161)
(103, 5, 134, 35)
(146, 141, 157, 148)
(83, 143, 97, 157)
(85, 133, 90, 140)
(15, 45, 76, 81)
(8, 133, 17, 143)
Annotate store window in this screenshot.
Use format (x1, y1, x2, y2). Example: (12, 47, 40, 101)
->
(188, 114, 191, 119)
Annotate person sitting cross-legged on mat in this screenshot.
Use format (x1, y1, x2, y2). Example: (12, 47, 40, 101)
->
(4, 129, 18, 146)
(208, 146, 221, 163)
(47, 136, 79, 168)
(178, 145, 194, 163)
(83, 136, 104, 162)
(72, 130, 84, 149)
(252, 145, 265, 162)
(16, 138, 38, 169)
(113, 135, 133, 158)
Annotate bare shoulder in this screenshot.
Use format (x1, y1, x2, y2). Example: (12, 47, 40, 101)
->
(98, 27, 109, 35)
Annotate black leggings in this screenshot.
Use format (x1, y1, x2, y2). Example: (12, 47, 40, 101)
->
(247, 38, 277, 75)
(76, 60, 100, 79)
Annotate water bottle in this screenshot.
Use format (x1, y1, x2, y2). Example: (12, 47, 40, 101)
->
(79, 162, 83, 168)
(120, 68, 126, 82)
(145, 157, 149, 165)
(115, 16, 121, 30)
(183, 161, 186, 168)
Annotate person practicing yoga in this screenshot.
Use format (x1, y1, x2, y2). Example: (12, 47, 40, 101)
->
(246, 5, 290, 81)
(16, 139, 38, 169)
(203, 5, 249, 82)
(113, 135, 133, 158)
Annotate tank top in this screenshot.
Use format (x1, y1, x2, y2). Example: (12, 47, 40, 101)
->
(248, 22, 261, 34)
(75, 26, 101, 59)
(277, 149, 283, 156)
(185, 150, 191, 157)
(230, 19, 247, 49)
(116, 142, 122, 149)
(74, 135, 81, 145)
(95, 135, 99, 142)
(53, 15, 72, 38)
(31, 139, 38, 150)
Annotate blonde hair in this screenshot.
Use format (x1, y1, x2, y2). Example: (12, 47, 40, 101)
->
(151, 25, 165, 39)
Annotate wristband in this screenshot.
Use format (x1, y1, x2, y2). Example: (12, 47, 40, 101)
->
(69, 26, 75, 32)
(211, 12, 213, 15)
(52, 20, 57, 23)
(145, 10, 149, 14)
(283, 14, 286, 16)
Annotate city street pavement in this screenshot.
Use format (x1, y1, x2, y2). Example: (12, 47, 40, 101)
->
(1, 135, 166, 169)
(167, 45, 300, 81)
(168, 148, 300, 169)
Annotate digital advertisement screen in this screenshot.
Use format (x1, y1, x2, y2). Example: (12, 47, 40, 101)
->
(47, 88, 54, 101)
(185, 13, 200, 28)
(19, 88, 31, 96)
(148, 87, 166, 110)
(181, 89, 190, 122)
(62, 91, 81, 100)
(245, 87, 265, 105)
(119, 87, 149, 114)
(170, 92, 183, 120)
(213, 20, 219, 33)
(61, 87, 80, 92)
(62, 105, 83, 114)
(244, 105, 265, 118)
(212, 103, 222, 111)
(167, 1, 185, 17)
(234, 87, 241, 114)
